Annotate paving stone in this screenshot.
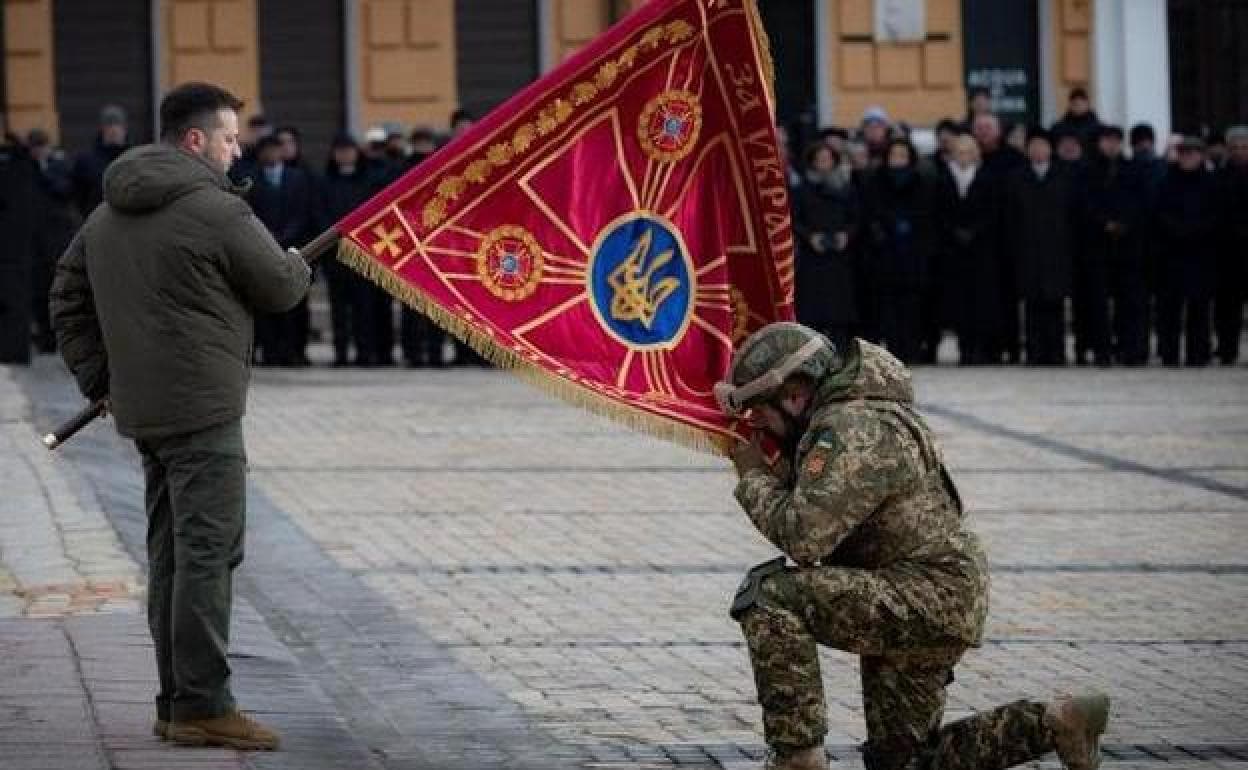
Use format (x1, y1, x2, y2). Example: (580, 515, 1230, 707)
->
(9, 347, 1248, 768)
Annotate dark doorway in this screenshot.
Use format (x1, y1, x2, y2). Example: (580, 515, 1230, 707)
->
(455, 0, 539, 118)
(961, 0, 1040, 128)
(53, 0, 153, 153)
(258, 0, 345, 168)
(1169, 0, 1248, 136)
(758, 0, 816, 130)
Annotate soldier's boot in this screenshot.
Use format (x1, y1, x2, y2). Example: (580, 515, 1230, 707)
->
(152, 720, 169, 740)
(170, 709, 281, 750)
(1044, 692, 1110, 770)
(763, 745, 829, 770)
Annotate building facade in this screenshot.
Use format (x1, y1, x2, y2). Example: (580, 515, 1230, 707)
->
(2, 0, 1242, 161)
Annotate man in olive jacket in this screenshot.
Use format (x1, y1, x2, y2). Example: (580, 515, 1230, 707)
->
(50, 82, 309, 750)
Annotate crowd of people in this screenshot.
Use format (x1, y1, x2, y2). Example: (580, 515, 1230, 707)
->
(785, 87, 1248, 367)
(0, 105, 478, 368)
(2, 86, 1246, 368)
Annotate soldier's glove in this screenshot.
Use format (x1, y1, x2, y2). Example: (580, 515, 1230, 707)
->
(730, 434, 768, 478)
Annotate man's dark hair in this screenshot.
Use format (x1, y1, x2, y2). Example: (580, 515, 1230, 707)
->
(159, 82, 244, 142)
(1129, 123, 1155, 146)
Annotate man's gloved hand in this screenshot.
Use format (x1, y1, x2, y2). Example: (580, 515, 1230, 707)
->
(730, 433, 769, 478)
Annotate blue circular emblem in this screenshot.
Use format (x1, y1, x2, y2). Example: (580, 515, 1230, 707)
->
(588, 213, 694, 350)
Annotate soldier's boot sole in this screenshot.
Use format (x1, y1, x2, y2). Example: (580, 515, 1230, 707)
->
(1045, 692, 1110, 770)
(170, 725, 279, 751)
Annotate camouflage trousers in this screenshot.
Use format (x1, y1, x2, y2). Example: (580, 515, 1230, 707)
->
(739, 567, 1054, 770)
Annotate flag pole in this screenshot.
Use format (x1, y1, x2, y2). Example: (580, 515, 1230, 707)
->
(43, 229, 341, 451)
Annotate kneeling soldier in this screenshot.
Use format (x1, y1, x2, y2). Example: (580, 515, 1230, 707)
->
(715, 323, 1109, 770)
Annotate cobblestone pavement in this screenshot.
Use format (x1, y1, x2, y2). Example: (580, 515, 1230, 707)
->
(5, 351, 1248, 769)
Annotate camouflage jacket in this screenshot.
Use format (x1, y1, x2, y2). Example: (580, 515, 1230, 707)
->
(735, 339, 989, 646)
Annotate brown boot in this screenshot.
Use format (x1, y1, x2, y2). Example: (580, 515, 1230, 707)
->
(170, 709, 280, 750)
(152, 720, 169, 740)
(1044, 692, 1110, 770)
(763, 745, 829, 770)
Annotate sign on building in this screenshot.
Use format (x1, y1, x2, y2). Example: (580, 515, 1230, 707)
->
(874, 0, 926, 43)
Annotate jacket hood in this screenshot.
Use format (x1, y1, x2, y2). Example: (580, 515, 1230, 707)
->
(813, 338, 914, 406)
(103, 144, 232, 213)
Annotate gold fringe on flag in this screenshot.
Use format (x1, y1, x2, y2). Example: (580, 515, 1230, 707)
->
(335, 240, 735, 457)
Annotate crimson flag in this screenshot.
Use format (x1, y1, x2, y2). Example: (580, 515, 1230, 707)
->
(337, 0, 794, 452)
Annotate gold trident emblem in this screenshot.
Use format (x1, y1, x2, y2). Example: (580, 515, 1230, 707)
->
(607, 229, 681, 330)
(371, 223, 404, 259)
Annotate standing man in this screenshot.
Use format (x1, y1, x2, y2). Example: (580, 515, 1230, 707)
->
(27, 129, 79, 353)
(1214, 126, 1248, 365)
(50, 82, 310, 750)
(972, 113, 1026, 364)
(1081, 125, 1146, 366)
(1008, 128, 1076, 366)
(0, 123, 38, 364)
(1155, 137, 1219, 367)
(716, 323, 1110, 770)
(71, 104, 131, 217)
(245, 134, 318, 366)
(1050, 88, 1101, 155)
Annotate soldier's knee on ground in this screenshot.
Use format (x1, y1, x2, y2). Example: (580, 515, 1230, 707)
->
(730, 558, 797, 621)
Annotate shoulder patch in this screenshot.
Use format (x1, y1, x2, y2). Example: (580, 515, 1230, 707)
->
(802, 443, 834, 476)
(803, 452, 826, 476)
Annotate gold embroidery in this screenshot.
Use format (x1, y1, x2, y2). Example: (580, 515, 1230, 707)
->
(370, 223, 405, 259)
(487, 142, 513, 165)
(420, 20, 698, 229)
(608, 230, 681, 330)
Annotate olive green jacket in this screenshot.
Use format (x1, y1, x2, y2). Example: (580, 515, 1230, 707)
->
(50, 143, 310, 439)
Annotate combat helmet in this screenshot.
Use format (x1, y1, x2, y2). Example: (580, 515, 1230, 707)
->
(713, 322, 839, 416)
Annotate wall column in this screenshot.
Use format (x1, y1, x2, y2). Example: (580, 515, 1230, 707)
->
(820, 0, 964, 127)
(1044, 0, 1093, 121)
(1094, 0, 1169, 138)
(3, 0, 56, 140)
(157, 0, 260, 118)
(350, 0, 456, 133)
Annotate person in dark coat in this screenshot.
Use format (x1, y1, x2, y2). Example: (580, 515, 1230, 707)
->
(229, 113, 271, 186)
(1050, 88, 1101, 156)
(1129, 123, 1168, 333)
(864, 138, 939, 364)
(320, 133, 374, 366)
(0, 130, 38, 364)
(1214, 126, 1248, 365)
(1007, 128, 1076, 366)
(71, 104, 131, 218)
(792, 142, 859, 352)
(972, 113, 1027, 364)
(1080, 125, 1146, 366)
(938, 134, 1000, 365)
(246, 134, 317, 366)
(27, 129, 79, 353)
(399, 129, 448, 367)
(917, 119, 962, 363)
(1156, 138, 1220, 367)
